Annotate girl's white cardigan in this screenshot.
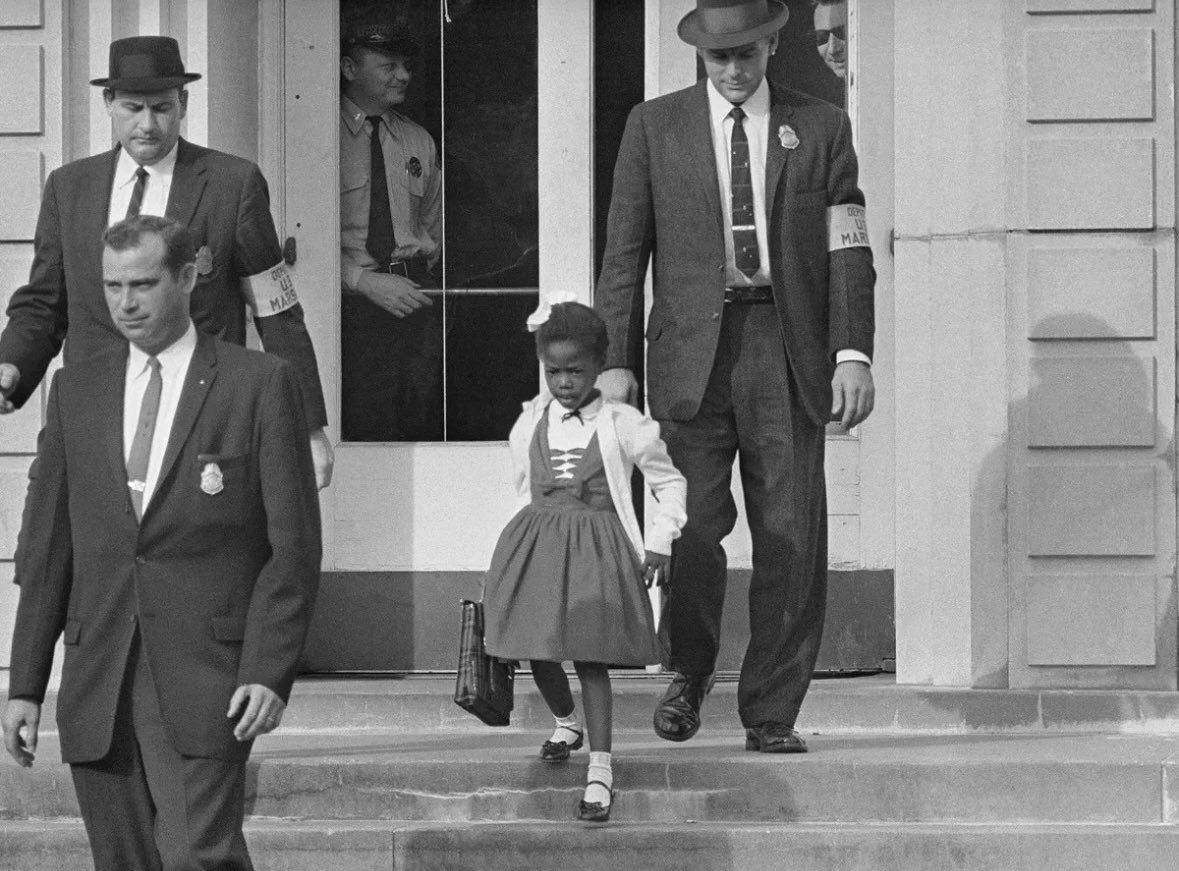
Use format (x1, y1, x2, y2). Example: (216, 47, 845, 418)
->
(508, 392, 688, 560)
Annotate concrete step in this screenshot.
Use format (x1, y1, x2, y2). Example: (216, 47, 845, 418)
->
(4, 820, 1179, 871)
(24, 673, 1179, 736)
(0, 820, 393, 871)
(5, 730, 1179, 825)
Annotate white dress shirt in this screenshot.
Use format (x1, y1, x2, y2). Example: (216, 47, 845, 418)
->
(107, 143, 178, 226)
(123, 322, 197, 510)
(705, 78, 870, 367)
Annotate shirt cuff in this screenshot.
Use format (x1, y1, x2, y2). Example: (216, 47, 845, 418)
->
(835, 350, 871, 367)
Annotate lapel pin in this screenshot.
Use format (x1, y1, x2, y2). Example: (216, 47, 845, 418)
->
(778, 124, 800, 150)
(407, 156, 422, 178)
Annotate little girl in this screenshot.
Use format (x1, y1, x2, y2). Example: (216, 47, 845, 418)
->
(482, 297, 687, 823)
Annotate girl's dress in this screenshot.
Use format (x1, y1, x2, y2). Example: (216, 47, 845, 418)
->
(483, 403, 663, 665)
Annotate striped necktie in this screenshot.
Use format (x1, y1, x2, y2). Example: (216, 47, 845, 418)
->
(126, 356, 162, 520)
(729, 106, 759, 279)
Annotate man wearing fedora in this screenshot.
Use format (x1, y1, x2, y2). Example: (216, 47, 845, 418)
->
(596, 0, 875, 753)
(339, 18, 444, 441)
(0, 35, 333, 487)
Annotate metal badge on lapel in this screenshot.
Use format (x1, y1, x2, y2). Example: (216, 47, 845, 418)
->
(195, 245, 214, 276)
(200, 462, 224, 495)
(407, 156, 422, 178)
(778, 124, 800, 150)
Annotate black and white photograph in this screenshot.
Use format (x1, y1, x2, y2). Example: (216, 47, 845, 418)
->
(0, 0, 1174, 869)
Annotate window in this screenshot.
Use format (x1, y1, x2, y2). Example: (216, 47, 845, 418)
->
(339, 0, 539, 442)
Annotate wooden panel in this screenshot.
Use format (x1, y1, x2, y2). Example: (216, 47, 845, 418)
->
(1028, 247, 1155, 339)
(1026, 29, 1153, 121)
(0, 0, 42, 28)
(1026, 138, 1154, 230)
(825, 437, 861, 515)
(0, 463, 31, 559)
(1027, 0, 1154, 11)
(0, 45, 43, 134)
(1028, 357, 1155, 447)
(1028, 0, 1155, 10)
(1028, 464, 1155, 555)
(0, 151, 42, 240)
(0, 562, 16, 670)
(828, 516, 860, 569)
(1026, 574, 1156, 665)
(0, 243, 43, 451)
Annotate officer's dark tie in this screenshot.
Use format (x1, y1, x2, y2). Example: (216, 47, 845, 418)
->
(729, 106, 759, 279)
(126, 356, 162, 521)
(365, 115, 396, 267)
(125, 166, 149, 220)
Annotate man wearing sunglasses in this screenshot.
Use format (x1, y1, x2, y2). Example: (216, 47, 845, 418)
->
(813, 0, 848, 81)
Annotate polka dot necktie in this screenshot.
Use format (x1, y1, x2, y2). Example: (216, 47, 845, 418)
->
(729, 106, 759, 279)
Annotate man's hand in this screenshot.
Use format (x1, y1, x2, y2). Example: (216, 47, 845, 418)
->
(3, 699, 40, 767)
(642, 550, 671, 589)
(831, 360, 874, 430)
(227, 684, 286, 742)
(0, 364, 20, 414)
(357, 271, 433, 319)
(596, 368, 638, 407)
(309, 427, 334, 490)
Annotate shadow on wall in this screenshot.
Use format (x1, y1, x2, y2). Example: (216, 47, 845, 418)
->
(953, 310, 1175, 701)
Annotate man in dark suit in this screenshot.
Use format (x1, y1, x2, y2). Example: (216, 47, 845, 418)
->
(1, 216, 321, 870)
(595, 0, 875, 753)
(0, 35, 333, 488)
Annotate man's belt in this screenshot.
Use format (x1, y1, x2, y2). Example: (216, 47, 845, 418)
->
(724, 286, 774, 304)
(377, 257, 431, 281)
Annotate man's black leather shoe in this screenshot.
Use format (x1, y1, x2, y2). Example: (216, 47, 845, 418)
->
(744, 722, 808, 753)
(653, 672, 715, 742)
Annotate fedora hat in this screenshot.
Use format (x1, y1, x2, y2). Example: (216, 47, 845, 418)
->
(90, 36, 202, 90)
(678, 0, 789, 50)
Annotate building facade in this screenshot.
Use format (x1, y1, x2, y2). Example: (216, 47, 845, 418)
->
(0, 0, 1172, 689)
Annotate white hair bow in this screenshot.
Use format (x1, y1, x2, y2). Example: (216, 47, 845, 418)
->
(525, 290, 581, 332)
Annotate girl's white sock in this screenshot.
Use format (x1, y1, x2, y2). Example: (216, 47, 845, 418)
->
(549, 711, 581, 745)
(585, 751, 613, 806)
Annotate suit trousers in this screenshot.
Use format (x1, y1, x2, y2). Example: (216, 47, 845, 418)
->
(70, 630, 253, 871)
(658, 303, 827, 728)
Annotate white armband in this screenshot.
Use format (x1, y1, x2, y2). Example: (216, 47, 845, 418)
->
(242, 261, 300, 316)
(827, 204, 870, 251)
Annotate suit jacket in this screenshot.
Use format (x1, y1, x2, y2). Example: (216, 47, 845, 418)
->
(0, 138, 327, 429)
(508, 392, 687, 559)
(595, 80, 875, 426)
(7, 332, 322, 763)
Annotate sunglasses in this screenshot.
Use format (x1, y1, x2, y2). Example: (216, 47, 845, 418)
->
(814, 26, 847, 46)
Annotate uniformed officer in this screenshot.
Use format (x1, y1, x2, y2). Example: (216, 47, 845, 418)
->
(339, 19, 444, 441)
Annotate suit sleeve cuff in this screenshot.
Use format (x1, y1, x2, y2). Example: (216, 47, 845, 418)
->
(835, 350, 871, 366)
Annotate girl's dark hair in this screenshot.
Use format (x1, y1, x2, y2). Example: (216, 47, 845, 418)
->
(535, 301, 608, 360)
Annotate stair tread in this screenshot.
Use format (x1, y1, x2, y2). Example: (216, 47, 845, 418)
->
(13, 728, 1179, 767)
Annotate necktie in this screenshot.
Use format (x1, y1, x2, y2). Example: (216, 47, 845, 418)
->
(729, 106, 759, 280)
(561, 408, 584, 424)
(125, 167, 149, 220)
(126, 356, 162, 520)
(365, 115, 396, 267)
